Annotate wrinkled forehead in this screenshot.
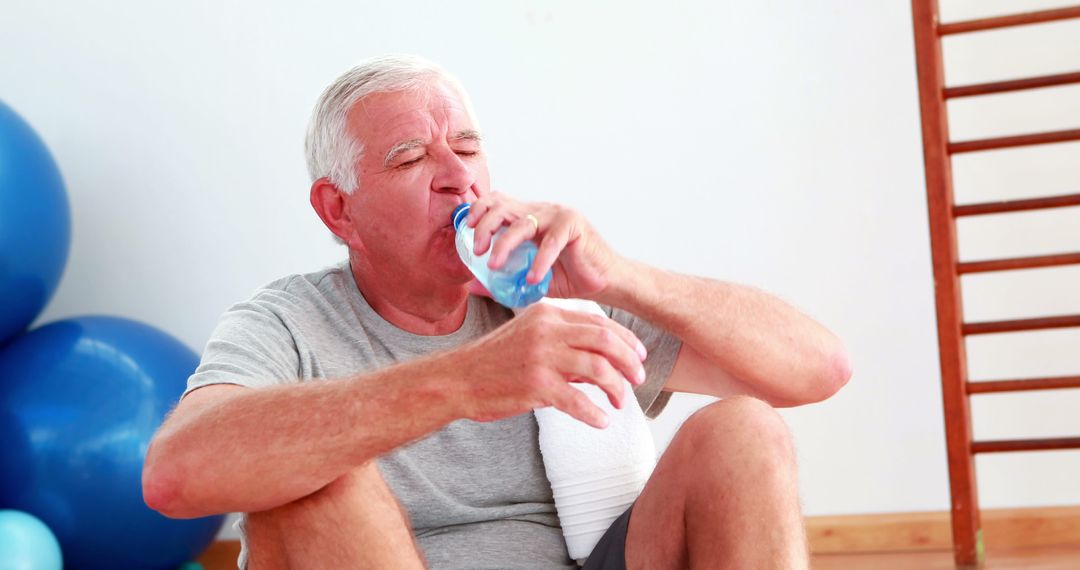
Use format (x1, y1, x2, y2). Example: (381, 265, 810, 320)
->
(346, 79, 479, 150)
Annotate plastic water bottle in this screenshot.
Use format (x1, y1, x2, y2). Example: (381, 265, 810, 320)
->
(452, 203, 552, 308)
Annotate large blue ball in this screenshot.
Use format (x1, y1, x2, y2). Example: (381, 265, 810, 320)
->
(0, 316, 223, 569)
(0, 100, 71, 346)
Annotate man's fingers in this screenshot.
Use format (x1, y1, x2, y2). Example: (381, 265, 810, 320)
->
(471, 207, 504, 255)
(465, 196, 495, 228)
(528, 226, 569, 285)
(556, 310, 648, 369)
(472, 206, 514, 256)
(488, 215, 538, 269)
(560, 325, 643, 395)
(559, 350, 629, 409)
(553, 385, 610, 429)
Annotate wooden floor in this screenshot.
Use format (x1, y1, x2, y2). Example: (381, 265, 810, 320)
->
(201, 542, 1080, 569)
(812, 544, 1080, 569)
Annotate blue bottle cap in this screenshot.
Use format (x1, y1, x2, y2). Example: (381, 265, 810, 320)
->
(451, 202, 471, 230)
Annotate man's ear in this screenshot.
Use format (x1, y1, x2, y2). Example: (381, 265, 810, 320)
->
(310, 177, 355, 244)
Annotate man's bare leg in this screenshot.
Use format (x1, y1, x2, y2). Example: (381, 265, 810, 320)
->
(625, 396, 808, 569)
(245, 461, 425, 569)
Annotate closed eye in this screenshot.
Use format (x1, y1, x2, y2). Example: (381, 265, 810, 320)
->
(398, 156, 424, 168)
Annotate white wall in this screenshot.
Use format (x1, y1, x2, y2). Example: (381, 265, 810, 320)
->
(3, 0, 1079, 539)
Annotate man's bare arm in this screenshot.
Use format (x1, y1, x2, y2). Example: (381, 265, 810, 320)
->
(142, 303, 644, 519)
(597, 258, 851, 407)
(142, 353, 458, 519)
(464, 194, 850, 407)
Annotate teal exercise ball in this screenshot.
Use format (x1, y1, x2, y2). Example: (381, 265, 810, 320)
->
(0, 316, 223, 569)
(0, 100, 71, 346)
(0, 510, 63, 570)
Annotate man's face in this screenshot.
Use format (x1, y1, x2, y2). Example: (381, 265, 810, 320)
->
(342, 81, 489, 285)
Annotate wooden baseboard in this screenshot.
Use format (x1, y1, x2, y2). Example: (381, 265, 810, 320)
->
(196, 506, 1080, 568)
(807, 505, 1080, 554)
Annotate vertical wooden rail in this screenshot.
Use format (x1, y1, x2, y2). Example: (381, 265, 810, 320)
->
(910, 1, 984, 567)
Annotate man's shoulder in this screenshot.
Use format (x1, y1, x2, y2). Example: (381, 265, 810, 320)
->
(237, 261, 353, 314)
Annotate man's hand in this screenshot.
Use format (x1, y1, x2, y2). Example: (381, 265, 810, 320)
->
(454, 303, 648, 428)
(465, 193, 622, 301)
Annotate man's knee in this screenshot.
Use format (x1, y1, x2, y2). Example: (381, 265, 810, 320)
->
(248, 463, 400, 538)
(246, 462, 420, 568)
(311, 461, 388, 504)
(253, 463, 369, 514)
(676, 396, 795, 466)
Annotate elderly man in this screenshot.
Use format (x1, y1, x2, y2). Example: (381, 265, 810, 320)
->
(142, 54, 850, 569)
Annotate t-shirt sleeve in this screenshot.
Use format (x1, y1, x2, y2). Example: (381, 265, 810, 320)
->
(603, 305, 682, 419)
(183, 299, 301, 399)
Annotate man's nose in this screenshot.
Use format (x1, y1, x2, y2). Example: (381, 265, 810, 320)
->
(431, 149, 475, 195)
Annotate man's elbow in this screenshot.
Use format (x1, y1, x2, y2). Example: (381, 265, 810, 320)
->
(811, 343, 852, 403)
(142, 440, 195, 519)
(776, 343, 851, 407)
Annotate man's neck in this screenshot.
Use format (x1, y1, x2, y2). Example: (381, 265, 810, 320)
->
(349, 252, 469, 336)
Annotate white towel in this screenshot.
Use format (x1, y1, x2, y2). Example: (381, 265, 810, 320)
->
(517, 298, 657, 564)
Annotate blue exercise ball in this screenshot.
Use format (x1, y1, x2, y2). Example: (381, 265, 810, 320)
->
(0, 509, 63, 570)
(0, 100, 71, 346)
(0, 316, 223, 569)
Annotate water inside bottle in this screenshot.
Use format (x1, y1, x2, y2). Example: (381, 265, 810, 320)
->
(486, 245, 548, 307)
(451, 203, 551, 308)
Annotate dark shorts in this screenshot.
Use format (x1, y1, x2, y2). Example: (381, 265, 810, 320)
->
(580, 505, 633, 570)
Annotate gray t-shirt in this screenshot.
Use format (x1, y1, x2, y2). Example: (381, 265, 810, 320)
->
(185, 261, 682, 569)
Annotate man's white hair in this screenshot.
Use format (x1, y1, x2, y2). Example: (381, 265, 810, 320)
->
(304, 54, 471, 195)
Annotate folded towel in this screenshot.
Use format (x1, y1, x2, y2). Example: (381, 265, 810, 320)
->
(518, 298, 657, 564)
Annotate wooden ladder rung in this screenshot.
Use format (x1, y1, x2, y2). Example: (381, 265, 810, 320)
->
(972, 437, 1080, 453)
(968, 375, 1080, 394)
(954, 193, 1080, 217)
(963, 314, 1080, 335)
(945, 70, 1080, 99)
(949, 128, 1080, 154)
(958, 252, 1080, 274)
(939, 6, 1080, 35)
